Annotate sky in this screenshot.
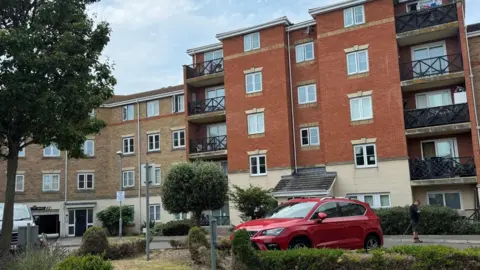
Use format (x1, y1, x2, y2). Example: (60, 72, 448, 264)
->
(88, 0, 480, 95)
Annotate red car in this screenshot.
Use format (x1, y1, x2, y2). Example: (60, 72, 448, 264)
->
(233, 197, 383, 251)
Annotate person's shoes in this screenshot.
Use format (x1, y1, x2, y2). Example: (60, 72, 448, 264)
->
(414, 239, 423, 243)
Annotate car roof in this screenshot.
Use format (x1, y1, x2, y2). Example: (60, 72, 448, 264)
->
(284, 197, 366, 204)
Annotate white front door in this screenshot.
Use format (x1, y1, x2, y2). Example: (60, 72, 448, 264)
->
(412, 42, 447, 77)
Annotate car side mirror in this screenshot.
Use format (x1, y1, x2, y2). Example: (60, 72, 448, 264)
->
(316, 213, 327, 223)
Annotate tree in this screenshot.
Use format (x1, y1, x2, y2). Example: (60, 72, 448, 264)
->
(0, 0, 115, 253)
(96, 205, 134, 236)
(162, 161, 228, 226)
(229, 185, 278, 222)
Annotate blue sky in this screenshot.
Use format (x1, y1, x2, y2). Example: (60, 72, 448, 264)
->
(89, 0, 480, 95)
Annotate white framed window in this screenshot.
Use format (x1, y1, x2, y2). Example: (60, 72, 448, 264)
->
(172, 130, 185, 148)
(141, 164, 161, 186)
(344, 5, 365, 27)
(411, 41, 447, 77)
(296, 42, 314, 63)
(43, 174, 60, 191)
(15, 175, 24, 192)
(244, 32, 260, 52)
(300, 127, 320, 146)
(122, 104, 134, 121)
(421, 138, 458, 159)
(147, 100, 160, 117)
(354, 144, 377, 168)
(83, 140, 95, 157)
(122, 170, 135, 188)
(346, 50, 369, 75)
(148, 134, 160, 152)
(123, 137, 134, 154)
(175, 213, 188, 220)
(298, 84, 317, 104)
(44, 144, 60, 157)
(250, 155, 267, 176)
(348, 193, 391, 209)
(149, 204, 161, 222)
(247, 113, 265, 135)
(154, 167, 161, 185)
(172, 94, 185, 113)
(350, 96, 373, 121)
(415, 90, 452, 109)
(427, 191, 462, 209)
(78, 173, 94, 190)
(245, 72, 262, 94)
(18, 147, 25, 157)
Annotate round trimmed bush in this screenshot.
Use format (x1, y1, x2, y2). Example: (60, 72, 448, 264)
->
(188, 226, 209, 263)
(79, 226, 109, 255)
(54, 254, 113, 270)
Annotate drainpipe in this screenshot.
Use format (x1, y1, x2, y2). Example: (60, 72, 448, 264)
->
(136, 99, 142, 226)
(286, 29, 298, 173)
(64, 150, 68, 238)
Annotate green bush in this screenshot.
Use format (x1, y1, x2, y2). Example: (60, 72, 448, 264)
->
(96, 205, 134, 236)
(169, 239, 187, 249)
(157, 220, 194, 236)
(54, 254, 113, 270)
(375, 205, 480, 235)
(231, 229, 258, 270)
(79, 226, 109, 255)
(216, 237, 232, 255)
(2, 245, 68, 270)
(105, 239, 146, 260)
(188, 226, 209, 263)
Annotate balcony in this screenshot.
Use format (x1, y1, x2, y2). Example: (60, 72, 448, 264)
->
(409, 157, 476, 186)
(400, 53, 464, 91)
(187, 97, 226, 123)
(404, 104, 470, 137)
(185, 58, 224, 87)
(396, 3, 458, 46)
(189, 135, 227, 159)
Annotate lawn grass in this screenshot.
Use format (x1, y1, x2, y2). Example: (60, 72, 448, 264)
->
(112, 256, 191, 270)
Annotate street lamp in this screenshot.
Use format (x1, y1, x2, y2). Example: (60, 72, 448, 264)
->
(116, 151, 123, 240)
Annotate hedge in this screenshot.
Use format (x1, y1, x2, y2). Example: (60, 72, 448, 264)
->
(151, 220, 194, 236)
(231, 230, 480, 270)
(375, 205, 480, 235)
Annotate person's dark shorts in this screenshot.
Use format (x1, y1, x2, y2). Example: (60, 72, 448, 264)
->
(411, 221, 419, 232)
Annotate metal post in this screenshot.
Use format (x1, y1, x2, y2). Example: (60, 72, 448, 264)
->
(210, 217, 217, 270)
(119, 156, 123, 240)
(145, 163, 151, 261)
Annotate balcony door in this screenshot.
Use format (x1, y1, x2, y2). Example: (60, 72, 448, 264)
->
(412, 42, 447, 77)
(421, 139, 458, 159)
(206, 86, 225, 111)
(415, 90, 452, 109)
(207, 124, 227, 151)
(204, 49, 223, 74)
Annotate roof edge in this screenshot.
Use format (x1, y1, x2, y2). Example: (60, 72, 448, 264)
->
(216, 16, 292, 40)
(308, 0, 371, 17)
(186, 42, 223, 55)
(468, 31, 480, 38)
(286, 19, 316, 32)
(101, 89, 184, 108)
(272, 189, 329, 198)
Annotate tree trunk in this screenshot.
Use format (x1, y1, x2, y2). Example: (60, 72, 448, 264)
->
(194, 210, 202, 227)
(0, 152, 19, 255)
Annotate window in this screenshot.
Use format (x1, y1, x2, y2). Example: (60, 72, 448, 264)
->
(339, 202, 366, 216)
(354, 144, 377, 168)
(421, 139, 457, 159)
(172, 94, 185, 113)
(172, 130, 185, 148)
(348, 193, 391, 208)
(122, 171, 135, 188)
(412, 42, 446, 77)
(175, 213, 188, 220)
(148, 134, 160, 152)
(311, 202, 340, 219)
(300, 127, 320, 146)
(18, 147, 25, 157)
(149, 204, 161, 222)
(247, 113, 265, 135)
(346, 50, 369, 75)
(428, 191, 461, 209)
(250, 155, 267, 176)
(146, 100, 160, 117)
(43, 174, 60, 191)
(78, 173, 94, 190)
(123, 137, 134, 154)
(245, 72, 262, 93)
(296, 42, 314, 63)
(344, 5, 365, 27)
(244, 32, 260, 52)
(44, 144, 60, 157)
(416, 90, 452, 109)
(122, 104, 134, 121)
(83, 140, 95, 157)
(154, 167, 161, 185)
(350, 96, 373, 121)
(298, 84, 317, 104)
(15, 175, 24, 192)
(407, 1, 442, 12)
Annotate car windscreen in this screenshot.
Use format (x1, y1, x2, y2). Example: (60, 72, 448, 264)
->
(267, 202, 317, 219)
(0, 205, 31, 221)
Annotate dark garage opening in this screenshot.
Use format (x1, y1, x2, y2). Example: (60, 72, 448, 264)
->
(35, 215, 60, 235)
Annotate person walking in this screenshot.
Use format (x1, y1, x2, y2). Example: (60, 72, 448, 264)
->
(410, 199, 423, 243)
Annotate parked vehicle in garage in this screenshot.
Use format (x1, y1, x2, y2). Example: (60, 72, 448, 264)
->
(0, 203, 39, 250)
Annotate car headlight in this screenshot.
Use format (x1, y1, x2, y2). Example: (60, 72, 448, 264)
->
(261, 228, 284, 236)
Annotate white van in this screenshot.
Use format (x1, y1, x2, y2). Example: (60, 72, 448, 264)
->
(0, 203, 35, 248)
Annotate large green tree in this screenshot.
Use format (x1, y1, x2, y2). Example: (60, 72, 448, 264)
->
(162, 161, 229, 226)
(0, 0, 115, 253)
(229, 185, 278, 222)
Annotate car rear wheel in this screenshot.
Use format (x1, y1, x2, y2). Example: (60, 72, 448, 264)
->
(364, 234, 380, 250)
(288, 237, 311, 249)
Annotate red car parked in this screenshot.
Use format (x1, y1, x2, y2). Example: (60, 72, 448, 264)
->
(233, 197, 383, 251)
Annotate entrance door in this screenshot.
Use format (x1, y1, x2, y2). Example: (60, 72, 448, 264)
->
(206, 87, 225, 111)
(207, 124, 227, 151)
(412, 43, 447, 77)
(75, 210, 87, 237)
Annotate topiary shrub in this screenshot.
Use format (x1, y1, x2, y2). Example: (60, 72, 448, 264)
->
(169, 239, 187, 249)
(216, 237, 232, 255)
(79, 226, 108, 255)
(105, 239, 146, 260)
(96, 205, 134, 236)
(188, 226, 209, 263)
(231, 229, 258, 270)
(161, 220, 194, 236)
(54, 254, 113, 270)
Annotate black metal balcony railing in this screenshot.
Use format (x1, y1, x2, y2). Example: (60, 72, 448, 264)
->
(200, 216, 230, 226)
(188, 97, 225, 115)
(190, 135, 227, 154)
(400, 53, 463, 81)
(186, 58, 224, 79)
(404, 103, 469, 129)
(395, 3, 458, 33)
(409, 157, 476, 180)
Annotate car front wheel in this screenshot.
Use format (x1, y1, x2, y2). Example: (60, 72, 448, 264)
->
(288, 238, 311, 249)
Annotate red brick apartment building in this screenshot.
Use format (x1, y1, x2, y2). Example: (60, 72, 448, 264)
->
(1, 0, 480, 237)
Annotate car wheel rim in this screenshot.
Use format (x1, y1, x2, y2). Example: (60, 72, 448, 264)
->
(294, 243, 306, 249)
(366, 238, 379, 249)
